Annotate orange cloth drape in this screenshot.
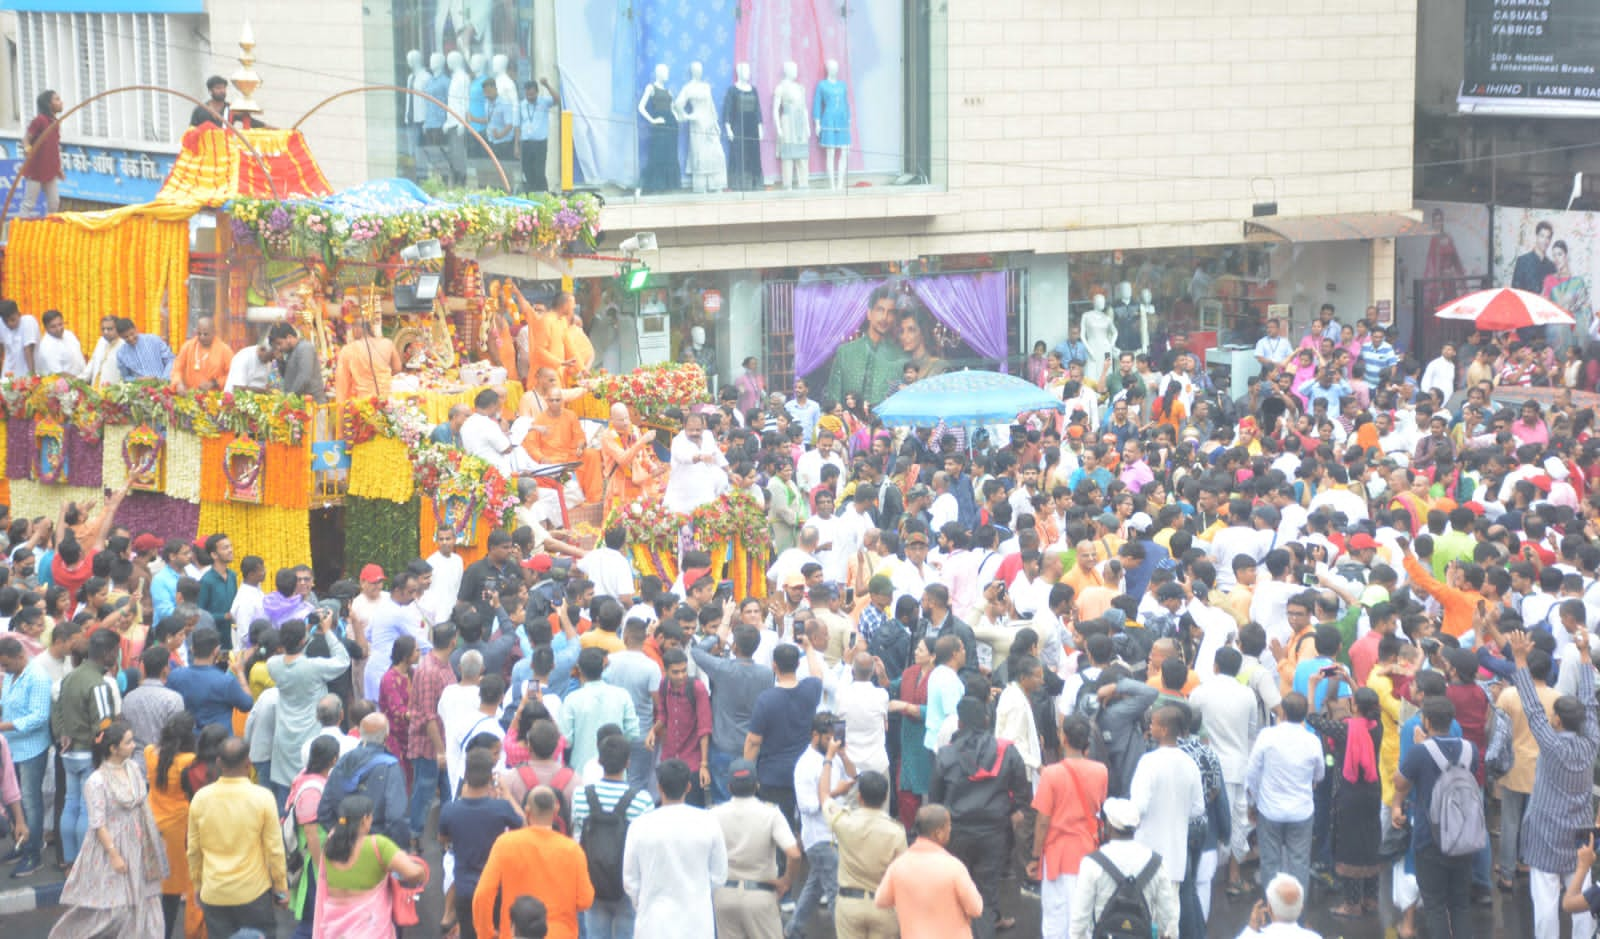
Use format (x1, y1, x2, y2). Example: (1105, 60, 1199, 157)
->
(420, 497, 493, 566)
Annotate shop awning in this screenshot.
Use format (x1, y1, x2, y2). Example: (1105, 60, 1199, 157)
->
(1243, 212, 1428, 243)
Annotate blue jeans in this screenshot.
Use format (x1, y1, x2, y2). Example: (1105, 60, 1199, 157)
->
(60, 750, 95, 864)
(627, 740, 657, 800)
(706, 746, 736, 805)
(408, 757, 444, 839)
(584, 897, 635, 939)
(788, 842, 838, 939)
(13, 752, 46, 863)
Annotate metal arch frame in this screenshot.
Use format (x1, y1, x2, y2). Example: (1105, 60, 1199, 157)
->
(0, 84, 288, 229)
(291, 84, 511, 193)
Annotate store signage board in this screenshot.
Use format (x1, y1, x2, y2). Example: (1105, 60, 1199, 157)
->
(0, 160, 47, 218)
(0, 137, 176, 206)
(1459, 0, 1600, 117)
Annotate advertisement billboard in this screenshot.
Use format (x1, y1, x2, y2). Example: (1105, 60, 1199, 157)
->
(1459, 0, 1600, 117)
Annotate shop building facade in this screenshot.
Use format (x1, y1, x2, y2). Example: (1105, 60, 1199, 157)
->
(2, 0, 1421, 392)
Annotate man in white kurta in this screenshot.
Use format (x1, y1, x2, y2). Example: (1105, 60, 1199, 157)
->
(460, 389, 542, 477)
(663, 412, 728, 514)
(1129, 704, 1206, 887)
(623, 764, 728, 939)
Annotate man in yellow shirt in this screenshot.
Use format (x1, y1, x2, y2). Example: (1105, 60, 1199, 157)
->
(187, 737, 287, 936)
(170, 316, 233, 391)
(334, 317, 400, 401)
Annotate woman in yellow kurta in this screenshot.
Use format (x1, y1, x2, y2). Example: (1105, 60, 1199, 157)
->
(146, 714, 205, 939)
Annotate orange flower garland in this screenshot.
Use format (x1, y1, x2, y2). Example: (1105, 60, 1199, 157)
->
(196, 500, 311, 580)
(264, 441, 310, 511)
(5, 216, 189, 353)
(199, 433, 233, 503)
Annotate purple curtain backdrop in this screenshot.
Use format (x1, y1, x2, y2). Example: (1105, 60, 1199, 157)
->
(114, 492, 200, 544)
(65, 428, 102, 489)
(911, 272, 1009, 372)
(793, 277, 884, 378)
(6, 419, 32, 479)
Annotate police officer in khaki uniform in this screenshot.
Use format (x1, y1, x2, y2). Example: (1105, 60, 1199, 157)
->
(821, 743, 908, 938)
(712, 758, 800, 938)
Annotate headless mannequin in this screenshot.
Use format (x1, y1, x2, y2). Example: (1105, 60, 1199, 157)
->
(773, 61, 809, 190)
(722, 62, 765, 191)
(1080, 294, 1118, 383)
(637, 64, 679, 194)
(1112, 281, 1142, 353)
(1136, 288, 1156, 355)
(491, 54, 516, 103)
(468, 52, 487, 130)
(444, 50, 471, 185)
(675, 61, 726, 194)
(404, 50, 428, 166)
(814, 59, 850, 190)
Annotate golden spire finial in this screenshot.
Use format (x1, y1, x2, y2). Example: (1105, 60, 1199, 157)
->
(231, 20, 262, 115)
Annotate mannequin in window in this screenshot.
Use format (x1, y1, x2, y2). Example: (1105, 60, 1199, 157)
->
(444, 51, 472, 186)
(422, 52, 454, 183)
(1136, 287, 1159, 357)
(467, 53, 489, 138)
(637, 64, 679, 194)
(722, 62, 764, 191)
(773, 61, 809, 190)
(1112, 282, 1143, 353)
(404, 50, 428, 170)
(435, 0, 493, 61)
(813, 58, 850, 190)
(674, 61, 727, 194)
(1080, 294, 1118, 384)
(491, 54, 516, 103)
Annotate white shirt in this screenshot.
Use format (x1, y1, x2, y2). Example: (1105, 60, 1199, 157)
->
(795, 448, 846, 498)
(1421, 356, 1456, 399)
(224, 345, 276, 391)
(1250, 580, 1300, 647)
(995, 683, 1041, 785)
(0, 315, 40, 377)
(420, 551, 464, 624)
(461, 412, 521, 476)
(300, 724, 359, 765)
(1130, 745, 1205, 882)
(83, 335, 123, 385)
(1071, 840, 1180, 939)
(438, 685, 487, 795)
(891, 559, 939, 608)
(835, 677, 889, 776)
(793, 745, 851, 849)
(579, 546, 636, 600)
(1188, 675, 1261, 784)
(36, 330, 85, 376)
(1009, 571, 1050, 619)
(1307, 487, 1369, 523)
(1246, 722, 1324, 823)
(622, 802, 728, 939)
(1254, 334, 1291, 366)
(1210, 526, 1270, 591)
(1237, 922, 1323, 939)
(229, 583, 266, 650)
(664, 429, 728, 513)
(766, 547, 820, 587)
(929, 492, 959, 531)
(810, 513, 846, 584)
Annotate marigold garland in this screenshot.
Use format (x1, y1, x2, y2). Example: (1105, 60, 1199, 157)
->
(348, 438, 415, 503)
(5, 215, 188, 353)
(196, 500, 311, 581)
(264, 441, 311, 511)
(199, 433, 233, 504)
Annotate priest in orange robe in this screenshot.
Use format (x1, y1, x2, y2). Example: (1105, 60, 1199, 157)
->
(522, 391, 601, 504)
(170, 316, 233, 391)
(556, 291, 594, 382)
(598, 402, 668, 517)
(334, 317, 401, 401)
(511, 285, 567, 388)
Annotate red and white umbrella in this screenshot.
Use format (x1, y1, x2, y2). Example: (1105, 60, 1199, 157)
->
(1435, 287, 1576, 331)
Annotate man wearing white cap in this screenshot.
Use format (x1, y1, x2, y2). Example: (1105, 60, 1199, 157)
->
(1070, 797, 1179, 939)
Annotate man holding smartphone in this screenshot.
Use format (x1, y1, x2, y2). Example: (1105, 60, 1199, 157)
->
(791, 712, 855, 937)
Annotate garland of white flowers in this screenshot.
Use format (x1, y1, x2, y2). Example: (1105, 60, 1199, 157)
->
(102, 426, 204, 504)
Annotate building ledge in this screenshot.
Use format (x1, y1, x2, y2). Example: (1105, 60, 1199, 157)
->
(599, 185, 960, 237)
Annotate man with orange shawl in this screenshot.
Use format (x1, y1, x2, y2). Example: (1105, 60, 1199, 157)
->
(333, 317, 401, 401)
(509, 284, 569, 388)
(524, 391, 601, 505)
(598, 402, 668, 518)
(554, 291, 594, 383)
(170, 316, 233, 391)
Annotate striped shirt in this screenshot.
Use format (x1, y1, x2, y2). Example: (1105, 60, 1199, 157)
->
(1359, 341, 1397, 385)
(116, 333, 175, 380)
(569, 777, 654, 842)
(1512, 663, 1599, 874)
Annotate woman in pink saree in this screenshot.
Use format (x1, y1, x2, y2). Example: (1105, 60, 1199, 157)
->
(312, 795, 427, 939)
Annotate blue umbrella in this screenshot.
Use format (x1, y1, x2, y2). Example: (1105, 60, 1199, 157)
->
(873, 369, 1065, 428)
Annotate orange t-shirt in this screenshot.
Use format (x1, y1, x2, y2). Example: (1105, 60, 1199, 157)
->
(171, 338, 233, 390)
(1032, 757, 1109, 877)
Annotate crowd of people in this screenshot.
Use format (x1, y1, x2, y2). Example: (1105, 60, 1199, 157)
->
(2, 303, 1600, 939)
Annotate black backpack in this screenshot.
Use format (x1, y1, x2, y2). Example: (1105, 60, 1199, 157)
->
(581, 784, 641, 901)
(1087, 849, 1162, 939)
